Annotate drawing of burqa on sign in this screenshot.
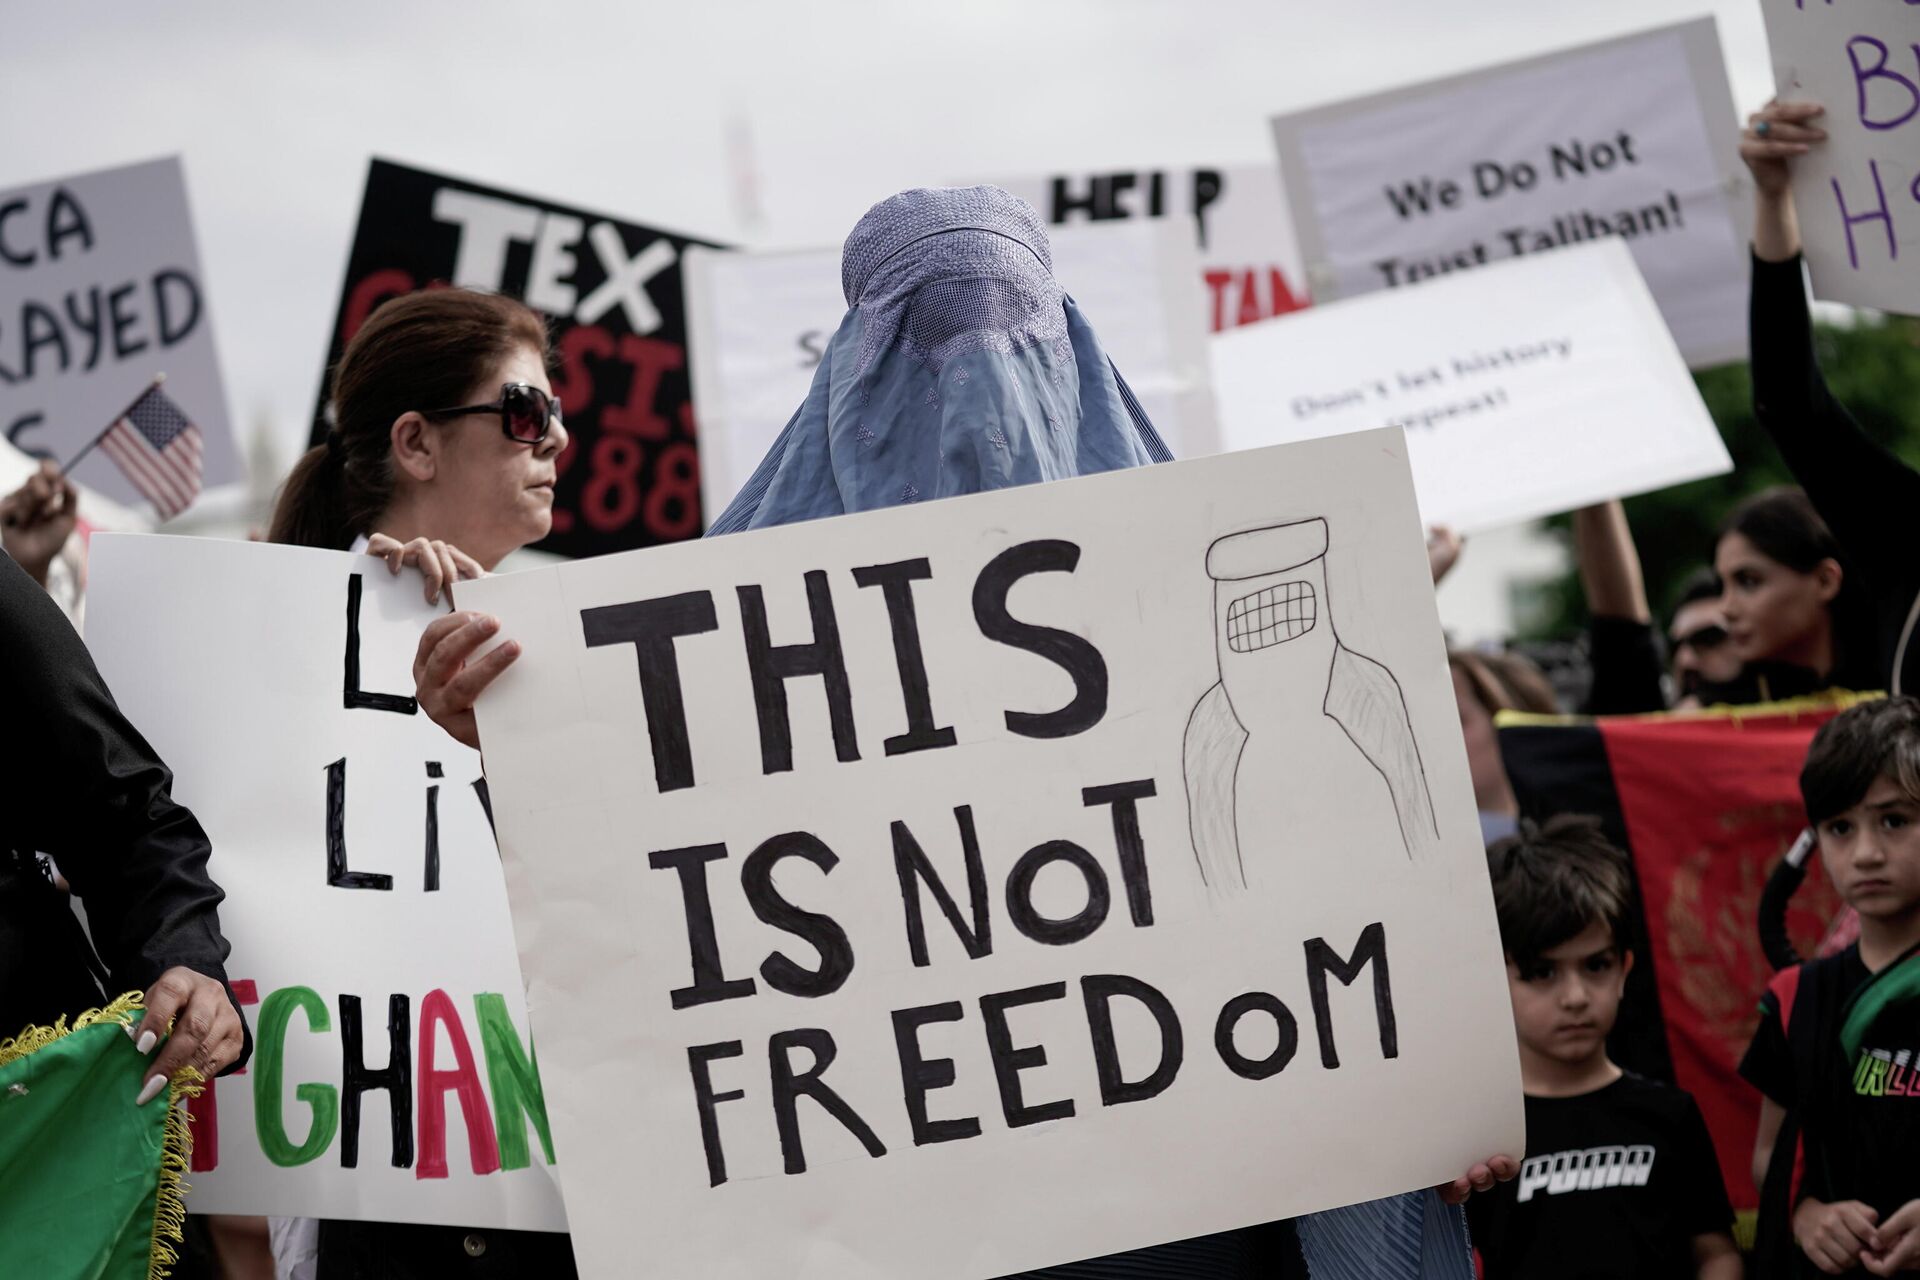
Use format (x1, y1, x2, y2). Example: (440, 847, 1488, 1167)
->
(1184, 518, 1439, 891)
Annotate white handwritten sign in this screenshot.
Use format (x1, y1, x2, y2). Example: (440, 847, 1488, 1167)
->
(1208, 241, 1729, 532)
(87, 535, 566, 1231)
(1762, 0, 1920, 314)
(0, 158, 238, 506)
(1271, 18, 1749, 368)
(460, 428, 1523, 1280)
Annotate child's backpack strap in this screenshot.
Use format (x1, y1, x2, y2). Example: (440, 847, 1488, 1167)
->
(1839, 944, 1920, 1062)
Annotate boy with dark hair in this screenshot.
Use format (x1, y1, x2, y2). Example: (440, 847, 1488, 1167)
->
(1470, 815, 1740, 1278)
(1743, 696, 1920, 1277)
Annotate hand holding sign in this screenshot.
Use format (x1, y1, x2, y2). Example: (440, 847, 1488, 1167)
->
(1742, 100, 1831, 266)
(413, 610, 518, 752)
(364, 532, 484, 607)
(1742, 100, 1828, 199)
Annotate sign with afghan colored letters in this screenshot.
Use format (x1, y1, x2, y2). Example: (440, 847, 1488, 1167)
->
(1760, 0, 1920, 315)
(86, 534, 566, 1231)
(313, 159, 720, 559)
(1270, 18, 1750, 369)
(460, 428, 1524, 1279)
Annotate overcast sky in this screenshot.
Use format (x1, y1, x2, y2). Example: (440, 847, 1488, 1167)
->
(4, 0, 1779, 475)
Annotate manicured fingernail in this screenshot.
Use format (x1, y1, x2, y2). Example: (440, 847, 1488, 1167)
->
(124, 1023, 137, 1041)
(135, 1030, 157, 1055)
(136, 1074, 167, 1106)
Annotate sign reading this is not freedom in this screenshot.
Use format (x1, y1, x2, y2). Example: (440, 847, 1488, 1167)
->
(1270, 18, 1749, 368)
(461, 428, 1523, 1279)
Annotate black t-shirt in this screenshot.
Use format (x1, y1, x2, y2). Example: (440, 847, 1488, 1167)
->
(1467, 1073, 1732, 1279)
(1740, 943, 1920, 1231)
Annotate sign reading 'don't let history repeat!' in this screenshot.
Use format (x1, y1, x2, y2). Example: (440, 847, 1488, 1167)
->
(1760, 0, 1920, 315)
(314, 159, 720, 558)
(0, 157, 238, 509)
(1209, 240, 1731, 532)
(460, 428, 1524, 1280)
(1271, 18, 1750, 368)
(86, 535, 566, 1231)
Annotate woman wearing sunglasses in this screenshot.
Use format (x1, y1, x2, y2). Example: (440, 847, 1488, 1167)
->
(269, 289, 567, 598)
(266, 287, 576, 1280)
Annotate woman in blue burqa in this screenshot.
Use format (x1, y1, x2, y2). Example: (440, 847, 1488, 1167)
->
(709, 185, 1509, 1279)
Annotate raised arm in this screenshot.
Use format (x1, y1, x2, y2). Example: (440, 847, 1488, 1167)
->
(1575, 501, 1665, 714)
(1743, 99, 1920, 590)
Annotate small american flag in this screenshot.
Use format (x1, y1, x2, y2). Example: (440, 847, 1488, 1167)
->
(98, 383, 203, 520)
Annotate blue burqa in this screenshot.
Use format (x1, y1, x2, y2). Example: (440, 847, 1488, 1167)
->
(709, 186, 1474, 1280)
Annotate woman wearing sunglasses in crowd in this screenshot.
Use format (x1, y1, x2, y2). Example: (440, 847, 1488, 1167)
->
(265, 288, 576, 1280)
(1740, 97, 1920, 698)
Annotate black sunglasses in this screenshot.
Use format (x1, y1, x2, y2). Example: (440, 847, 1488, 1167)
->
(422, 382, 562, 444)
(1674, 624, 1729, 652)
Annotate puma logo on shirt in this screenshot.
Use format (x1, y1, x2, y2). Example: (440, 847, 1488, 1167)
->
(1516, 1145, 1656, 1202)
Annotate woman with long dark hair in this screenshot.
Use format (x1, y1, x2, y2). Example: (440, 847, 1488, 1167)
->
(266, 286, 574, 1280)
(1709, 486, 1864, 702)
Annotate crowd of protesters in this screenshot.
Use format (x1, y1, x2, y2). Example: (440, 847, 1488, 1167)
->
(5, 97, 1918, 1279)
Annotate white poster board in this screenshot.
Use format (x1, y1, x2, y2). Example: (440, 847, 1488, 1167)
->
(1271, 18, 1750, 369)
(86, 536, 566, 1231)
(0, 158, 239, 508)
(1761, 0, 1920, 313)
(686, 219, 1215, 517)
(460, 428, 1523, 1280)
(1208, 240, 1730, 533)
(993, 164, 1311, 331)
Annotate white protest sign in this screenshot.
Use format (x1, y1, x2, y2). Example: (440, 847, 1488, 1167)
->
(86, 535, 565, 1231)
(686, 219, 1215, 517)
(460, 428, 1523, 1280)
(0, 158, 239, 507)
(1761, 0, 1920, 314)
(1271, 18, 1750, 369)
(992, 165, 1311, 332)
(1209, 240, 1729, 533)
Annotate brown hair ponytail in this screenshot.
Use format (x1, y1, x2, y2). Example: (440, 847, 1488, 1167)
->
(268, 289, 549, 548)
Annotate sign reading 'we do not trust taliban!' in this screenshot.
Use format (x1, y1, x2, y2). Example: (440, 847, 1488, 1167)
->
(462, 429, 1524, 1280)
(1271, 18, 1749, 369)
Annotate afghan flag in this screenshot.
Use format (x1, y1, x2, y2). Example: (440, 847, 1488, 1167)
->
(0, 993, 200, 1280)
(1500, 695, 1866, 1239)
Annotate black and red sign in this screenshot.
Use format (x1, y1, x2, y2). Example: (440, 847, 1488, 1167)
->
(313, 159, 721, 558)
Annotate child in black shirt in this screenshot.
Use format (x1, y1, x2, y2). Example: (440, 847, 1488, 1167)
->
(1469, 817, 1739, 1279)
(1741, 697, 1920, 1277)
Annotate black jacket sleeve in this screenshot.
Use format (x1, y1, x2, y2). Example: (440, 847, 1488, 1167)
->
(1584, 616, 1668, 715)
(0, 551, 249, 1068)
(1750, 253, 1920, 664)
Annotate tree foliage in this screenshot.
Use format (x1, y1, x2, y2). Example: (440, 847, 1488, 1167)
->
(1523, 312, 1920, 642)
